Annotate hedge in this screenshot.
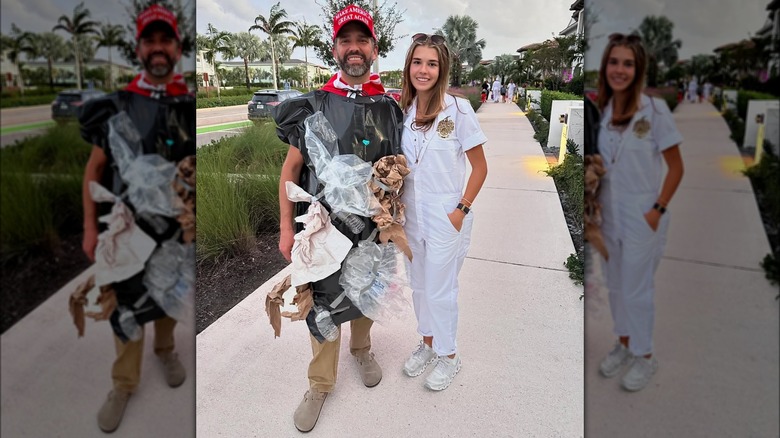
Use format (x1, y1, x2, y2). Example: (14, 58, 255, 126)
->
(540, 90, 582, 122)
(737, 90, 777, 121)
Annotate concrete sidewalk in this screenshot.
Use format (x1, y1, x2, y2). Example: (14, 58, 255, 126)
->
(196, 101, 584, 437)
(585, 100, 779, 437)
(0, 265, 196, 437)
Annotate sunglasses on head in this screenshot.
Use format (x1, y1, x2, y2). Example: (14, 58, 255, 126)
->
(412, 33, 446, 45)
(608, 33, 642, 43)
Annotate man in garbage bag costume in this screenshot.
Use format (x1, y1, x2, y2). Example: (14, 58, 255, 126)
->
(274, 4, 403, 433)
(78, 4, 194, 433)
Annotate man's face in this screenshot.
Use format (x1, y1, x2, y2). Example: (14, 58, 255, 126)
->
(136, 27, 181, 79)
(332, 22, 377, 78)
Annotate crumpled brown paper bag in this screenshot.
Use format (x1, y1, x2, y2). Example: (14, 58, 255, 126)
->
(265, 275, 314, 338)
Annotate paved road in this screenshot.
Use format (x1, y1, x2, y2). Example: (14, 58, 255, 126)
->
(196, 104, 252, 147)
(0, 104, 52, 148)
(585, 100, 779, 437)
(0, 104, 51, 127)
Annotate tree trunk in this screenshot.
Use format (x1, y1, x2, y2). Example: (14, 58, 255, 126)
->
(74, 37, 82, 90)
(244, 58, 250, 89)
(107, 46, 113, 90)
(304, 47, 309, 90)
(647, 55, 658, 88)
(270, 37, 278, 89)
(16, 62, 25, 97)
(48, 57, 54, 91)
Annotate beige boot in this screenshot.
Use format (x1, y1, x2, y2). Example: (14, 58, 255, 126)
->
(97, 389, 131, 433)
(293, 388, 328, 432)
(355, 351, 382, 387)
(159, 351, 186, 388)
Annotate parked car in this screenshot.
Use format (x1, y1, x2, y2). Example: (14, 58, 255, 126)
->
(51, 89, 106, 121)
(247, 89, 303, 120)
(385, 88, 401, 102)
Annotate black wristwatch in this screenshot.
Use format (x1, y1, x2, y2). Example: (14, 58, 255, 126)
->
(456, 203, 471, 214)
(652, 203, 667, 214)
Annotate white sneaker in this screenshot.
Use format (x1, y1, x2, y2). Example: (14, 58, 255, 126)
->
(599, 342, 634, 378)
(621, 356, 658, 391)
(403, 342, 437, 377)
(424, 355, 461, 391)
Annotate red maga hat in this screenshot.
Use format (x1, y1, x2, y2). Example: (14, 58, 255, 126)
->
(332, 4, 376, 40)
(136, 4, 181, 41)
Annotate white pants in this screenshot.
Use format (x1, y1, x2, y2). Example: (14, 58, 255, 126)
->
(405, 196, 473, 356)
(492, 89, 500, 102)
(603, 212, 668, 356)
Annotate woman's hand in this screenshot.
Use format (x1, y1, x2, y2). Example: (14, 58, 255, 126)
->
(448, 210, 465, 232)
(644, 208, 661, 232)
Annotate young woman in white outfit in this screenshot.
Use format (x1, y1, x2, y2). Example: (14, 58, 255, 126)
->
(398, 33, 488, 391)
(596, 33, 684, 391)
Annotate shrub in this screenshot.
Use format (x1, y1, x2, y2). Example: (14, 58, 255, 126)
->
(737, 90, 777, 120)
(451, 86, 482, 112)
(0, 94, 58, 109)
(526, 108, 550, 148)
(545, 139, 585, 286)
(0, 124, 89, 260)
(196, 121, 288, 262)
(564, 73, 585, 96)
(722, 109, 746, 147)
(540, 90, 582, 122)
(743, 145, 780, 291)
(645, 86, 679, 112)
(197, 95, 254, 109)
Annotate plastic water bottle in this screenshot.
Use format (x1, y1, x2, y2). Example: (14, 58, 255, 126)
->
(334, 210, 365, 234)
(118, 308, 143, 342)
(314, 306, 339, 342)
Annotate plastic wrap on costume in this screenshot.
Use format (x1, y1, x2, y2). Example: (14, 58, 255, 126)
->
(142, 238, 194, 322)
(274, 90, 404, 328)
(338, 237, 411, 323)
(303, 111, 381, 217)
(108, 112, 180, 218)
(78, 90, 196, 342)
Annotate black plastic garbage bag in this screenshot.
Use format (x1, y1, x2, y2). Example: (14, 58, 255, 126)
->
(274, 90, 404, 329)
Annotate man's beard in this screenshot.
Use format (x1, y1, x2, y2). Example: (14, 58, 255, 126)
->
(337, 51, 371, 78)
(143, 52, 175, 78)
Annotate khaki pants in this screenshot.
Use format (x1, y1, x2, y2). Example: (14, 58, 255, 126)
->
(307, 316, 373, 392)
(112, 317, 177, 393)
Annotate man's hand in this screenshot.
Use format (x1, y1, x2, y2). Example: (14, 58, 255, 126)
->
(85, 287, 117, 321)
(83, 227, 99, 262)
(279, 228, 295, 262)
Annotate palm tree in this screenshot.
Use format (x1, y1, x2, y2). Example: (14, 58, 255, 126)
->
(436, 15, 486, 87)
(53, 2, 99, 90)
(288, 20, 321, 90)
(29, 32, 66, 91)
(492, 54, 515, 84)
(636, 15, 682, 88)
(260, 33, 292, 83)
(249, 2, 293, 90)
(2, 25, 35, 96)
(232, 32, 263, 89)
(197, 24, 234, 98)
(95, 23, 125, 90)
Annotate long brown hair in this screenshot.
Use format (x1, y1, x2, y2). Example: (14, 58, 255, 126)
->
(597, 33, 647, 126)
(400, 35, 452, 132)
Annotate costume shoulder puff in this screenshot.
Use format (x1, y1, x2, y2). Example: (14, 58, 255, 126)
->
(272, 91, 320, 146)
(77, 93, 122, 149)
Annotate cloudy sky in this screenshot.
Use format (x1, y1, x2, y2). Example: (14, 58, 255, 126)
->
(1, 0, 196, 68)
(195, 0, 574, 71)
(585, 0, 771, 69)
